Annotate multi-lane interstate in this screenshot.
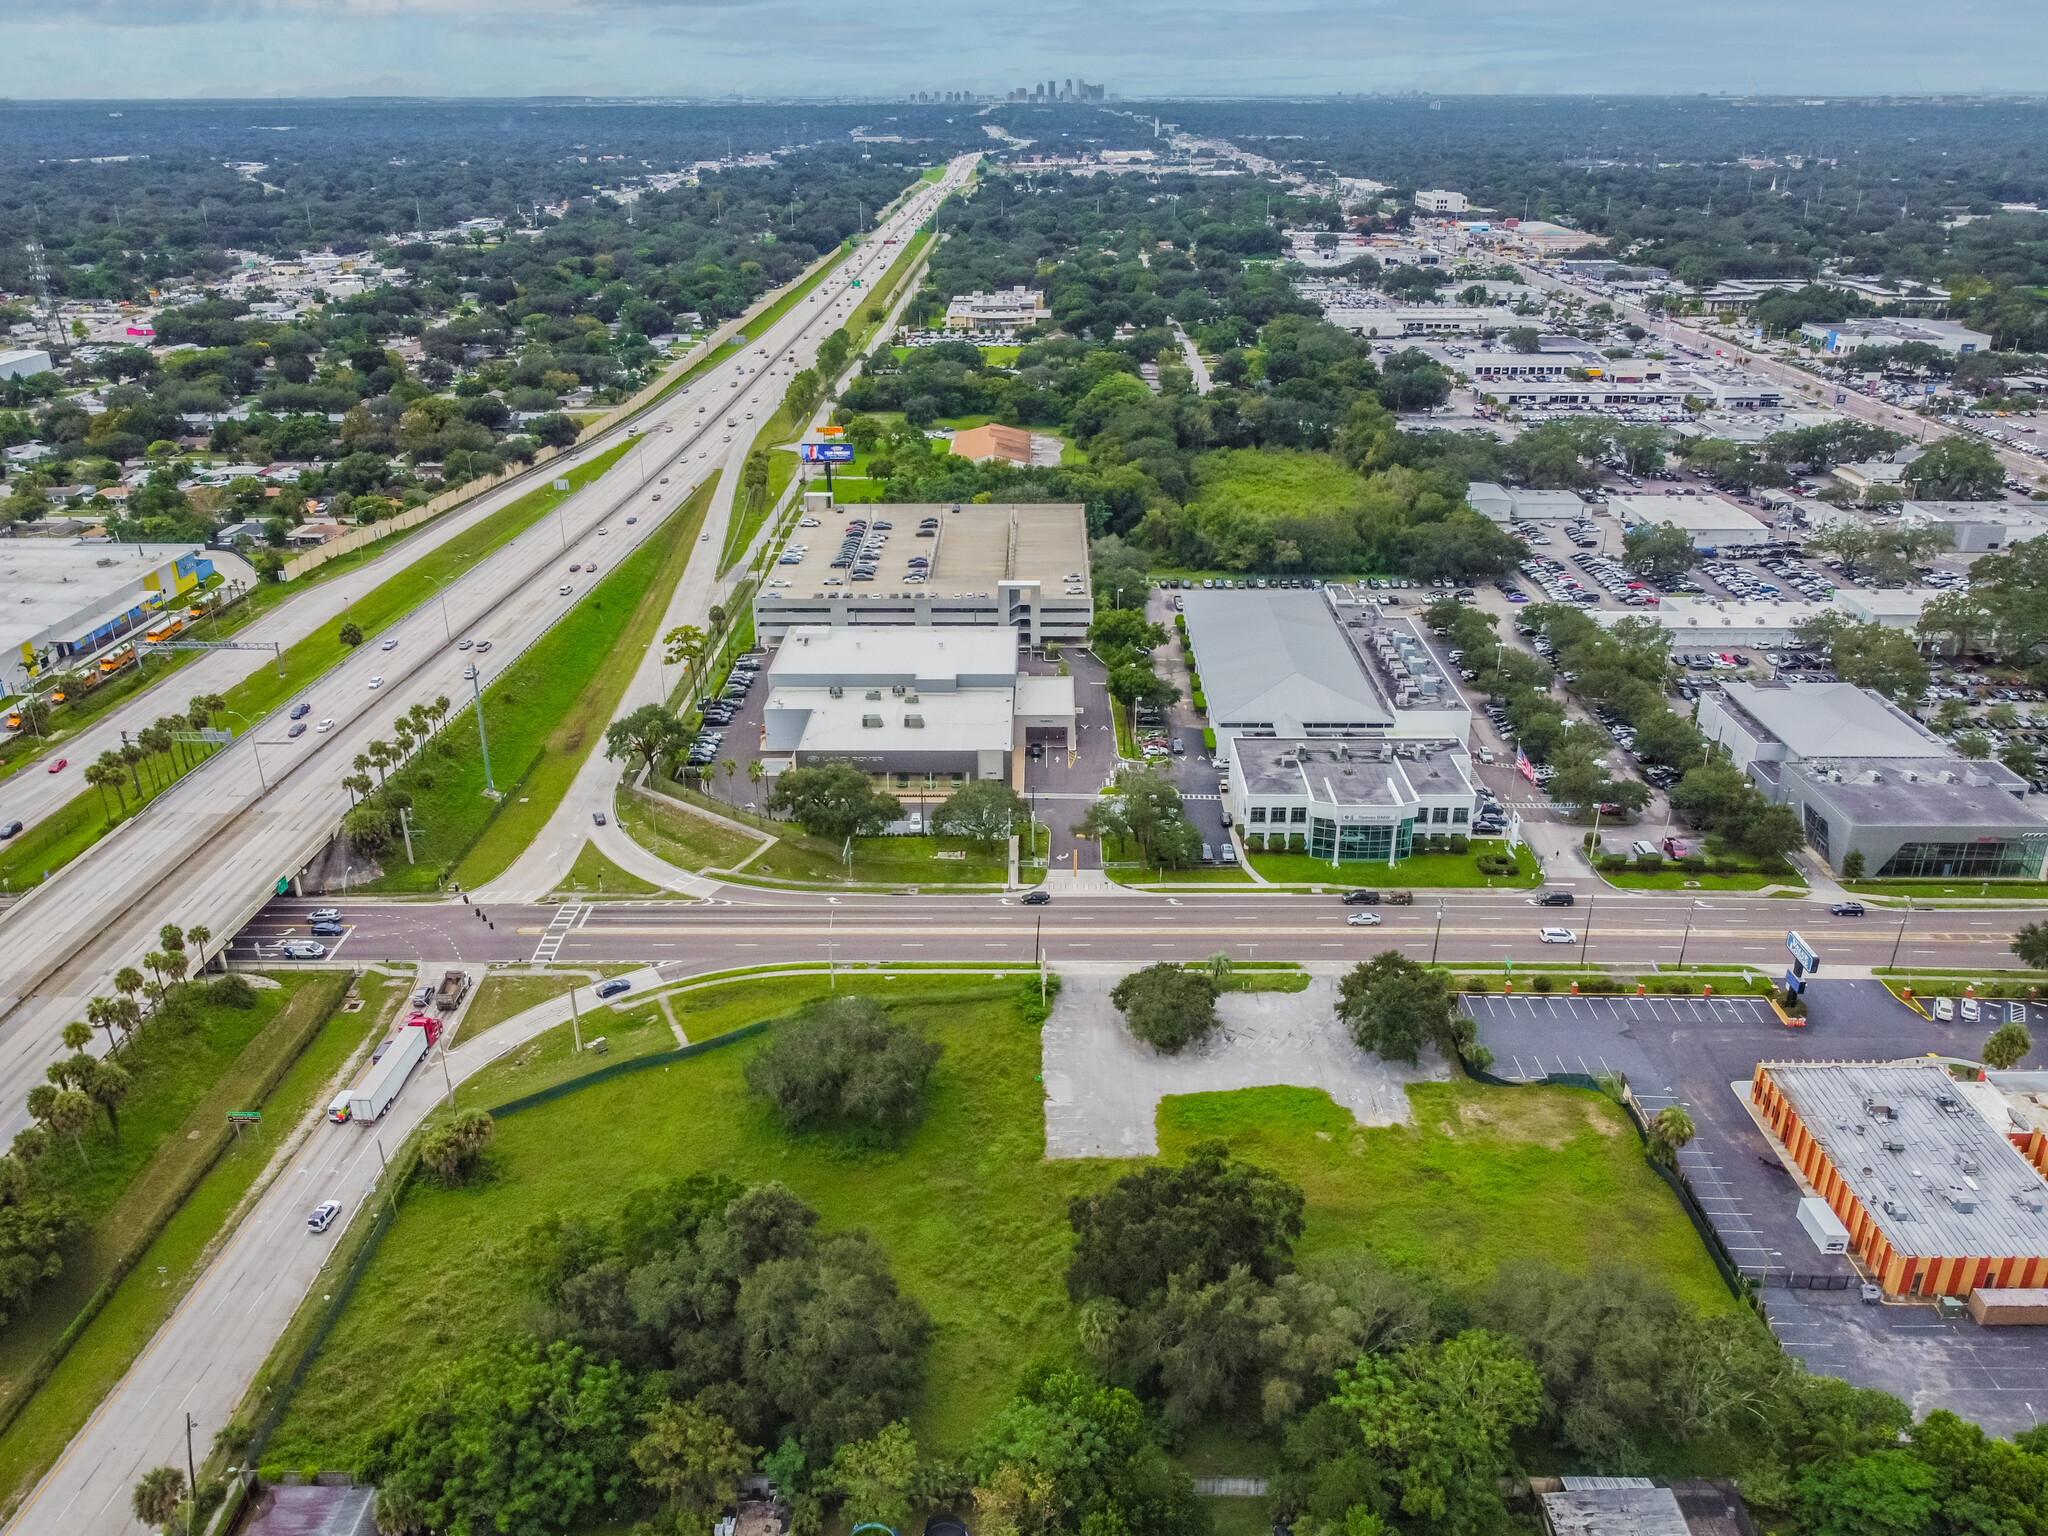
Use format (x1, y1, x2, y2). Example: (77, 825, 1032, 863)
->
(0, 159, 969, 1138)
(0, 161, 976, 1536)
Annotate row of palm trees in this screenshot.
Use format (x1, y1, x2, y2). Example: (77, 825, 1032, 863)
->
(342, 696, 454, 805)
(80, 694, 229, 826)
(6, 924, 210, 1176)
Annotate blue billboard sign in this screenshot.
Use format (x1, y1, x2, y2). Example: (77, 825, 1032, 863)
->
(1787, 930, 1818, 974)
(802, 443, 856, 463)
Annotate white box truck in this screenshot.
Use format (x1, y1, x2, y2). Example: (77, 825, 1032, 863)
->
(345, 1022, 429, 1123)
(1797, 1196, 1850, 1255)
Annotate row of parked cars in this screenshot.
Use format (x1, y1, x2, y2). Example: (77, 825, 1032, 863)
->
(1567, 550, 1661, 606)
(698, 653, 763, 728)
(1699, 557, 1834, 604)
(1515, 555, 1604, 606)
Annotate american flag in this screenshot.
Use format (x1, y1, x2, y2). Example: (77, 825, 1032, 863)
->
(1515, 747, 1538, 785)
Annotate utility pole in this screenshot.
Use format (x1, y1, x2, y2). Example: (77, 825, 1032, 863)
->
(399, 805, 416, 865)
(184, 1412, 199, 1526)
(1036, 911, 1045, 1002)
(1676, 898, 1698, 968)
(1888, 896, 1912, 970)
(469, 665, 495, 794)
(1578, 893, 1594, 970)
(568, 983, 582, 1052)
(1431, 902, 1445, 966)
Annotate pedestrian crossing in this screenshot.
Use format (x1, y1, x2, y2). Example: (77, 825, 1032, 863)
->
(530, 900, 584, 963)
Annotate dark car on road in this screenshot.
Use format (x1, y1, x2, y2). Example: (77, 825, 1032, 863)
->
(1830, 901, 1866, 917)
(1342, 889, 1381, 905)
(290, 702, 312, 720)
(310, 920, 344, 936)
(595, 978, 631, 999)
(1537, 891, 1576, 907)
(1021, 889, 1051, 905)
(0, 820, 21, 839)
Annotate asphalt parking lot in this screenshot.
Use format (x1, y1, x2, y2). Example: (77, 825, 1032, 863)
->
(1461, 980, 2048, 1433)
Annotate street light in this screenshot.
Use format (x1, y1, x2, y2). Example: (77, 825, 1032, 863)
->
(1676, 897, 1698, 969)
(1578, 892, 1594, 970)
(468, 664, 496, 794)
(1431, 902, 1445, 965)
(1888, 896, 1913, 971)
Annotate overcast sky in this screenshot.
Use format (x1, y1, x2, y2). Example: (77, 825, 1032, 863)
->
(7, 0, 2045, 100)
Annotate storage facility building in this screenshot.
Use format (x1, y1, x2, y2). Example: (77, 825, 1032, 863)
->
(1751, 1061, 2048, 1298)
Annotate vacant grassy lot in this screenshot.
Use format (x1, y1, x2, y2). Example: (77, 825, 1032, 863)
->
(0, 972, 389, 1517)
(1189, 447, 1369, 519)
(263, 970, 1730, 1477)
(1601, 867, 1802, 892)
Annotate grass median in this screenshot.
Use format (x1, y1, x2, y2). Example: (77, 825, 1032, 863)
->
(0, 969, 369, 1517)
(0, 443, 636, 896)
(345, 475, 716, 893)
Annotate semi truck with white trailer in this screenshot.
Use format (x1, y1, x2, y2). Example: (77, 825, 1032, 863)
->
(330, 1013, 442, 1123)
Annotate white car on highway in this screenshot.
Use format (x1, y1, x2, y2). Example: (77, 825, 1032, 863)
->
(1537, 927, 1577, 945)
(1346, 912, 1381, 926)
(280, 939, 327, 959)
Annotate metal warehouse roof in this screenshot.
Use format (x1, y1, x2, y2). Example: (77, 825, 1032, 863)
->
(1180, 590, 1393, 733)
(1762, 1061, 2048, 1260)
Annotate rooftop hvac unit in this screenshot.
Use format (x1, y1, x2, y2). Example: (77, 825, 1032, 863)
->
(892, 684, 906, 696)
(828, 685, 844, 698)
(861, 714, 884, 729)
(866, 689, 883, 701)
(904, 715, 924, 729)
(1947, 1184, 1978, 1213)
(1883, 1137, 1907, 1153)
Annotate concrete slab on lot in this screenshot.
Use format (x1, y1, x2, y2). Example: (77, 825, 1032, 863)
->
(1042, 973, 1450, 1159)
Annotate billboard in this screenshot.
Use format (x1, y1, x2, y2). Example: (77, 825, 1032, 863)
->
(801, 443, 856, 463)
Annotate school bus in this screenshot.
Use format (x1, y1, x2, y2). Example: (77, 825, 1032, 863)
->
(143, 618, 184, 643)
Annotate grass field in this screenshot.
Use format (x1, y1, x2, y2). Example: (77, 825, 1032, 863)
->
(1844, 877, 2048, 900)
(0, 443, 636, 895)
(459, 973, 581, 1040)
(259, 971, 1731, 1479)
(636, 778, 1025, 887)
(554, 841, 663, 897)
(1600, 867, 1802, 892)
(0, 972, 387, 1518)
(616, 785, 768, 872)
(1246, 841, 1542, 888)
(345, 477, 713, 893)
(1188, 447, 1369, 519)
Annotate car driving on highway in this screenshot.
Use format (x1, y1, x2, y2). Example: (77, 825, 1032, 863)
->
(307, 1200, 342, 1234)
(1537, 928, 1577, 944)
(1347, 912, 1380, 926)
(280, 939, 327, 959)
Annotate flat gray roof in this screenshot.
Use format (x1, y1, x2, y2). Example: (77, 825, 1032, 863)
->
(1237, 738, 1408, 804)
(1763, 1061, 2048, 1261)
(1181, 590, 1391, 732)
(767, 503, 1088, 596)
(1722, 680, 1942, 760)
(1788, 757, 2047, 832)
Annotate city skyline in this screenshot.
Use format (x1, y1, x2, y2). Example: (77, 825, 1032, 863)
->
(4, 0, 2047, 101)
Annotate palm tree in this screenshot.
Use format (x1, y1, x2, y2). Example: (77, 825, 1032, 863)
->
(114, 967, 144, 1007)
(86, 1059, 132, 1142)
(432, 695, 451, 726)
(367, 741, 392, 785)
(1203, 952, 1233, 983)
(119, 741, 145, 798)
(131, 1466, 188, 1532)
(408, 702, 433, 739)
(1649, 1105, 1696, 1164)
(97, 750, 132, 807)
(747, 757, 764, 803)
(87, 998, 120, 1054)
(84, 762, 120, 822)
(392, 718, 415, 759)
(159, 923, 186, 956)
(142, 950, 170, 988)
(47, 1089, 93, 1165)
(186, 925, 212, 974)
(722, 758, 738, 800)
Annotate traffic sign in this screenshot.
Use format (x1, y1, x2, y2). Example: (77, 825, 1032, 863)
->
(801, 443, 855, 463)
(275, 877, 291, 896)
(553, 479, 569, 490)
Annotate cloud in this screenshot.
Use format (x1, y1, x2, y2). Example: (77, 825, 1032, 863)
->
(5, 0, 2046, 97)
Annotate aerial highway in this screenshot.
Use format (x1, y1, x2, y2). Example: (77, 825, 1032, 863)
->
(0, 160, 969, 1144)
(0, 159, 974, 1536)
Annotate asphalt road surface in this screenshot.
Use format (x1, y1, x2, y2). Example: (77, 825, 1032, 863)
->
(0, 170, 962, 1147)
(232, 886, 2040, 976)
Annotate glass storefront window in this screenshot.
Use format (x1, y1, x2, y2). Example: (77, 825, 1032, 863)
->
(1877, 836, 2048, 880)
